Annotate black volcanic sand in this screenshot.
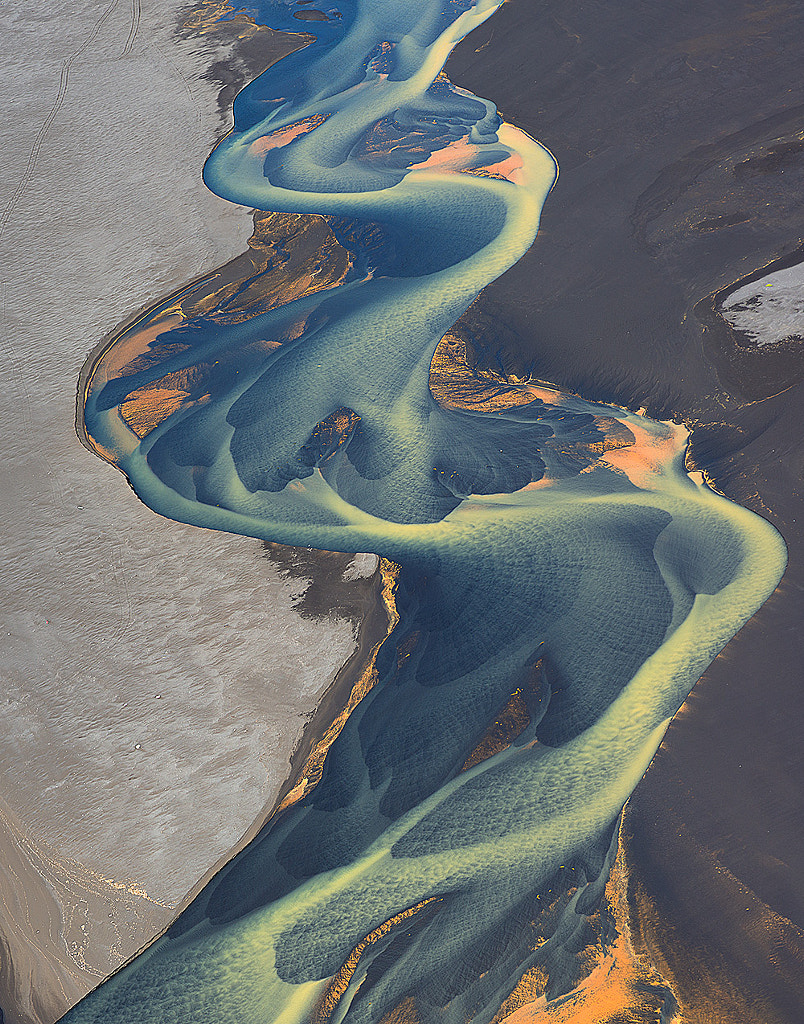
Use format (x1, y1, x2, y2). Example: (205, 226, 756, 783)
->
(446, 2, 804, 1020)
(178, 12, 312, 119)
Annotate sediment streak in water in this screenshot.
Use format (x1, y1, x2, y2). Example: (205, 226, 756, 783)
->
(67, 0, 786, 1021)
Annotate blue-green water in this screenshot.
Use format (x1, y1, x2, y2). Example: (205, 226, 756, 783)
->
(67, 0, 786, 1020)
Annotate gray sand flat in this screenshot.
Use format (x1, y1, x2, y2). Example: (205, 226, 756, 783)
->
(0, 0, 358, 1015)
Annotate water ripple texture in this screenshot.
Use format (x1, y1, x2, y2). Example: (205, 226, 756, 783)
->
(67, 0, 786, 1021)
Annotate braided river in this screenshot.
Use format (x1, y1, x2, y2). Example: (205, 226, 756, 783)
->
(64, 0, 786, 1020)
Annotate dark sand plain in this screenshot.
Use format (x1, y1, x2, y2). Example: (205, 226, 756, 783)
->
(445, 2, 804, 1020)
(0, 4, 361, 1022)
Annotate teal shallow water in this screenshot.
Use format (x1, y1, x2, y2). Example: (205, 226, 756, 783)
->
(68, 0, 786, 1020)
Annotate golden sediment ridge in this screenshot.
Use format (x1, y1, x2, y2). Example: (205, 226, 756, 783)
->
(277, 558, 401, 814)
(183, 0, 239, 31)
(183, 0, 313, 51)
(461, 687, 531, 770)
(181, 211, 351, 323)
(463, 168, 513, 181)
(429, 333, 542, 412)
(308, 408, 363, 457)
(429, 334, 637, 467)
(88, 212, 353, 447)
(396, 630, 420, 670)
(588, 416, 638, 453)
(491, 967, 550, 1024)
(121, 387, 194, 438)
(461, 660, 542, 771)
(378, 996, 420, 1024)
(313, 898, 442, 1024)
(120, 365, 212, 437)
(492, 826, 681, 1024)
